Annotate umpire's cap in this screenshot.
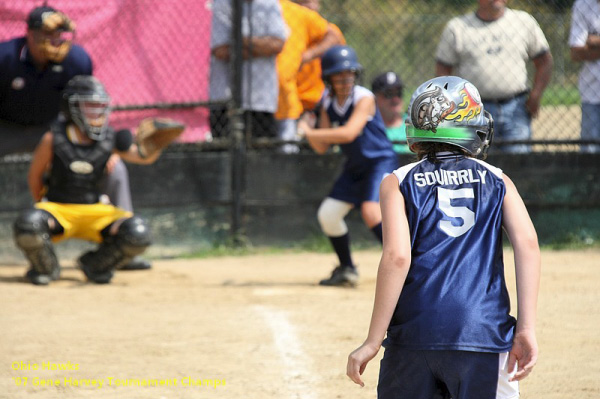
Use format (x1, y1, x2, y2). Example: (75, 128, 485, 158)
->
(371, 72, 404, 95)
(27, 5, 72, 31)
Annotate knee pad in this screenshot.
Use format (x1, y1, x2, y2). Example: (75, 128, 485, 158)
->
(80, 217, 151, 283)
(113, 216, 152, 257)
(13, 209, 59, 276)
(317, 198, 353, 237)
(14, 209, 52, 244)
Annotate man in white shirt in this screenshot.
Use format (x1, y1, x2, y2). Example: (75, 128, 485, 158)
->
(569, 0, 600, 153)
(435, 0, 553, 153)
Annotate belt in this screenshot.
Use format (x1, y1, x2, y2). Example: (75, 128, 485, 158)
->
(482, 90, 529, 105)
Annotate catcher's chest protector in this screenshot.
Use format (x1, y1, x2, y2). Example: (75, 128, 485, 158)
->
(46, 123, 114, 204)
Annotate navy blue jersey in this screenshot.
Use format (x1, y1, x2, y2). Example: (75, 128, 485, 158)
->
(0, 37, 92, 125)
(322, 86, 397, 172)
(386, 153, 515, 353)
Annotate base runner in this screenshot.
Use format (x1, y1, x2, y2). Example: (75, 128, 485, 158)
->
(346, 76, 541, 399)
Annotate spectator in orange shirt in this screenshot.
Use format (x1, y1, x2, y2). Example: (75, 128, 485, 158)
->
(294, 0, 346, 113)
(276, 0, 341, 153)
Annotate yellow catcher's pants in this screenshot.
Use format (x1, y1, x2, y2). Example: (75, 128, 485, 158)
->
(35, 202, 132, 243)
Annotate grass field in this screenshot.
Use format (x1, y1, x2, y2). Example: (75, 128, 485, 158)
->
(1, 248, 599, 399)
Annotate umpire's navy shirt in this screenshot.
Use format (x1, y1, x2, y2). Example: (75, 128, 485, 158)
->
(0, 37, 92, 126)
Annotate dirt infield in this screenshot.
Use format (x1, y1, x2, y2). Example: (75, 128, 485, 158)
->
(1, 248, 599, 399)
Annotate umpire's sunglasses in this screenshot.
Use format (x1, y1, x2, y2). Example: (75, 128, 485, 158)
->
(380, 89, 403, 99)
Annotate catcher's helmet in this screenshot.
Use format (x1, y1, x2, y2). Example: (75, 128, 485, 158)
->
(61, 75, 111, 141)
(321, 45, 362, 81)
(405, 76, 494, 157)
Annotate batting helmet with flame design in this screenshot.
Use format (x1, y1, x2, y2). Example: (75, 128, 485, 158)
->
(405, 76, 494, 157)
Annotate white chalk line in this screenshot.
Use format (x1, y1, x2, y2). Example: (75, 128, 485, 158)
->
(253, 305, 318, 399)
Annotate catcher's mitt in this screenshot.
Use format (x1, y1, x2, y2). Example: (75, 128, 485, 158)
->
(136, 118, 186, 158)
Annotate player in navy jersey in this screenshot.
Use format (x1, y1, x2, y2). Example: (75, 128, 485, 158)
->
(297, 45, 399, 287)
(346, 76, 541, 398)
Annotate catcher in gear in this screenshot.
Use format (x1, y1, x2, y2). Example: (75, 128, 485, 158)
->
(13, 75, 184, 285)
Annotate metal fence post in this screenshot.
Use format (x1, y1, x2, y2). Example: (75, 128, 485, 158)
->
(230, 0, 246, 245)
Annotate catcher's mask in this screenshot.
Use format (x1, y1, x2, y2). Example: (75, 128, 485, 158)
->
(61, 76, 112, 141)
(27, 6, 75, 63)
(405, 76, 494, 158)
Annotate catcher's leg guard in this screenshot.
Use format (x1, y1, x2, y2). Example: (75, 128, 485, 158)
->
(13, 209, 60, 285)
(79, 216, 151, 284)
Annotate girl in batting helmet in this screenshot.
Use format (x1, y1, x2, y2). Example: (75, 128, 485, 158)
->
(321, 45, 362, 93)
(347, 77, 540, 399)
(297, 45, 398, 287)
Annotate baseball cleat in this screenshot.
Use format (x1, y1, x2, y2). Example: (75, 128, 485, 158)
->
(118, 256, 152, 271)
(78, 251, 115, 284)
(25, 267, 60, 286)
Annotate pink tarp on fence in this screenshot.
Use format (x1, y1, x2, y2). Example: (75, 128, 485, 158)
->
(0, 0, 213, 142)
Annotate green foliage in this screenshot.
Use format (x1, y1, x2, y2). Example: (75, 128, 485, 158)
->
(542, 0, 576, 12)
(543, 229, 599, 249)
(177, 233, 381, 259)
(177, 237, 597, 260)
(541, 84, 580, 106)
(297, 233, 335, 253)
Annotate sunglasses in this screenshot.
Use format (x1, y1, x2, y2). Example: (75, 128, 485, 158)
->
(381, 89, 403, 99)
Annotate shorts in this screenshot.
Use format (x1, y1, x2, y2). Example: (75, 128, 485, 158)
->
(378, 348, 519, 399)
(35, 202, 132, 243)
(329, 158, 398, 206)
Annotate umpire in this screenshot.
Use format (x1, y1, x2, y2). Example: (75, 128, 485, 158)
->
(0, 5, 89, 155)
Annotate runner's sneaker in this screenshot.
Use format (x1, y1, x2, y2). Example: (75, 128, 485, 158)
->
(319, 265, 358, 287)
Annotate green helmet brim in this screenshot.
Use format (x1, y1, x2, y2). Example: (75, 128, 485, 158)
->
(406, 125, 485, 155)
(406, 125, 475, 141)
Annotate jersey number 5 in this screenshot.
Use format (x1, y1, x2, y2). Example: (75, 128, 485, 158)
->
(437, 187, 475, 237)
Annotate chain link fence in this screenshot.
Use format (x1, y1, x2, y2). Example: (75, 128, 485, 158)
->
(316, 0, 586, 152)
(1, 0, 595, 152)
(205, 0, 597, 153)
